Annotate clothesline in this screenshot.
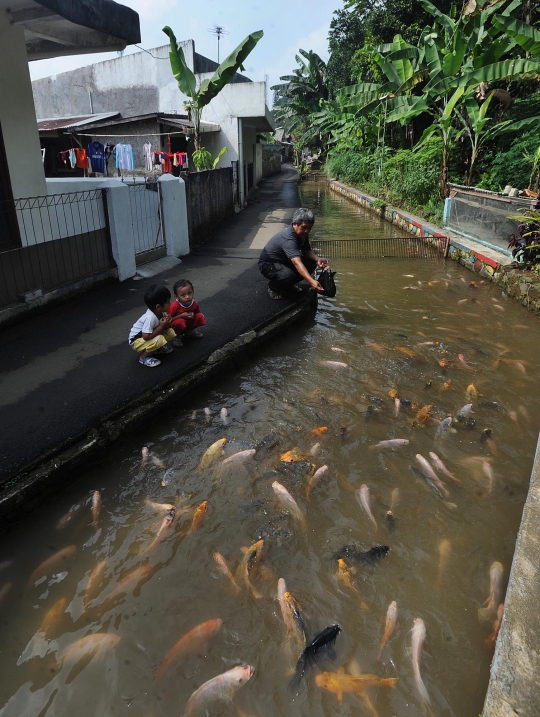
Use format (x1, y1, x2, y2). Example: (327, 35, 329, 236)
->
(72, 131, 190, 137)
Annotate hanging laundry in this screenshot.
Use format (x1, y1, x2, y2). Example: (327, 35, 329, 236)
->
(116, 143, 135, 171)
(87, 141, 105, 173)
(154, 150, 171, 173)
(143, 142, 153, 172)
(69, 149, 76, 169)
(74, 147, 89, 169)
(104, 143, 116, 177)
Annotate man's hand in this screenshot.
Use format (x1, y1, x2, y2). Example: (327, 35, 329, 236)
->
(317, 257, 330, 268)
(310, 278, 325, 292)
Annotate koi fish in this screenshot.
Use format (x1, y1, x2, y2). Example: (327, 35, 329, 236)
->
(306, 465, 329, 501)
(416, 454, 449, 498)
(107, 565, 153, 602)
(390, 488, 400, 509)
(222, 449, 256, 466)
(315, 669, 398, 703)
(429, 452, 461, 484)
(145, 508, 176, 551)
(466, 384, 479, 402)
(289, 625, 341, 692)
(356, 484, 377, 529)
(237, 539, 265, 599)
(376, 600, 398, 662)
(277, 579, 308, 652)
(272, 481, 306, 531)
(281, 448, 310, 463)
(370, 439, 409, 449)
(478, 562, 503, 623)
(437, 539, 452, 587)
(308, 426, 327, 438)
(26, 546, 76, 592)
(458, 353, 474, 370)
(321, 360, 348, 368)
(153, 619, 223, 682)
(213, 552, 241, 595)
(39, 597, 67, 637)
(456, 403, 474, 422)
(435, 417, 455, 439)
(386, 510, 395, 533)
(199, 438, 227, 470)
(84, 560, 107, 609)
(411, 618, 430, 706)
(220, 407, 229, 424)
(394, 346, 416, 357)
(144, 499, 176, 512)
(482, 461, 495, 495)
(309, 443, 321, 457)
(410, 465, 446, 500)
(439, 380, 451, 394)
(59, 633, 121, 666)
(141, 446, 150, 467)
(414, 404, 433, 426)
(485, 603, 504, 651)
(182, 665, 254, 716)
(480, 428, 499, 456)
(184, 501, 208, 536)
(335, 559, 369, 610)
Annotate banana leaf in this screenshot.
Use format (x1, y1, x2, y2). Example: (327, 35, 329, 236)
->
(493, 15, 540, 57)
(162, 26, 197, 98)
(196, 30, 264, 106)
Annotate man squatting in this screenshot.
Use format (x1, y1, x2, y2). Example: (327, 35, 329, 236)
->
(258, 208, 329, 300)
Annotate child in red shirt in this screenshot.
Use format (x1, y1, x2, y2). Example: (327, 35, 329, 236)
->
(168, 279, 206, 344)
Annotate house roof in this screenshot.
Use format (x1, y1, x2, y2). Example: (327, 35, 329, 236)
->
(37, 113, 120, 131)
(36, 112, 221, 135)
(10, 0, 140, 61)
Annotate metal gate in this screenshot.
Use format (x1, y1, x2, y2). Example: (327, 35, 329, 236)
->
(128, 182, 166, 266)
(311, 237, 446, 259)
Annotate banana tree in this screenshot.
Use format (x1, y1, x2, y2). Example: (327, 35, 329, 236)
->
(163, 26, 263, 150)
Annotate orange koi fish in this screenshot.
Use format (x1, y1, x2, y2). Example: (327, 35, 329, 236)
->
(153, 618, 222, 682)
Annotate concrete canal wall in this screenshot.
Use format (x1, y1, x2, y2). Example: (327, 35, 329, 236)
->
(328, 177, 540, 717)
(329, 180, 540, 320)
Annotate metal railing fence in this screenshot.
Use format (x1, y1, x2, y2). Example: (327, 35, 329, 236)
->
(127, 182, 166, 264)
(311, 237, 445, 260)
(0, 190, 113, 309)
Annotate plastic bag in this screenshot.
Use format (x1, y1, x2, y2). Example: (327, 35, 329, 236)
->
(317, 267, 337, 297)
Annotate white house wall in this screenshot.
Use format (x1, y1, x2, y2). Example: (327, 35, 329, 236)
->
(0, 11, 46, 199)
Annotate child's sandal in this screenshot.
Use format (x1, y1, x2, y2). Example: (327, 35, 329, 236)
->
(139, 356, 161, 367)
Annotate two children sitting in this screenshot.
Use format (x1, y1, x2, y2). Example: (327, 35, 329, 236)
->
(128, 280, 206, 367)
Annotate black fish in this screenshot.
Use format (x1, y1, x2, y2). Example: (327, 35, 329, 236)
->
(356, 545, 390, 564)
(332, 544, 390, 564)
(289, 624, 341, 692)
(252, 469, 281, 486)
(480, 428, 493, 444)
(332, 544, 357, 561)
(255, 432, 279, 454)
(479, 401, 499, 410)
(385, 510, 395, 533)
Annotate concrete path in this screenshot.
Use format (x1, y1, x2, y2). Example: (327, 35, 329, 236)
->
(0, 166, 302, 488)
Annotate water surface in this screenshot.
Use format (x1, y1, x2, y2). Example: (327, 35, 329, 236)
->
(0, 182, 538, 717)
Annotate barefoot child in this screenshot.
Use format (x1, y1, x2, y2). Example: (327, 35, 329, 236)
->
(168, 279, 206, 344)
(128, 284, 182, 367)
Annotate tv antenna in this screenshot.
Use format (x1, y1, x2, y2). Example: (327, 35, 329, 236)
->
(208, 25, 229, 63)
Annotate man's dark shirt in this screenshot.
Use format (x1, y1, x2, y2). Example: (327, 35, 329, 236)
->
(258, 225, 312, 267)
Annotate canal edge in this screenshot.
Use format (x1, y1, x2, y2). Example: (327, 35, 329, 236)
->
(328, 179, 540, 319)
(482, 431, 540, 717)
(0, 296, 316, 529)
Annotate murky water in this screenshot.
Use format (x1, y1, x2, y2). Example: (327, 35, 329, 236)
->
(1, 182, 539, 717)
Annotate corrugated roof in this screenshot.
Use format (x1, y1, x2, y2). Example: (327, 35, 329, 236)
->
(37, 113, 120, 131)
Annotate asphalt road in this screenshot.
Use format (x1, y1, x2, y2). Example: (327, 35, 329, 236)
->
(0, 166, 302, 485)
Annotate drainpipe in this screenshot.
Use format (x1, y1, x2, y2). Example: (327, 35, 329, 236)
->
(238, 118, 244, 207)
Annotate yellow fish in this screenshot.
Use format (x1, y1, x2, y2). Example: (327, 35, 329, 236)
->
(315, 668, 398, 704)
(199, 438, 227, 470)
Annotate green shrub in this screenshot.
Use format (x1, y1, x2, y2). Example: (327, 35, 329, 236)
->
(325, 139, 444, 223)
(479, 135, 539, 192)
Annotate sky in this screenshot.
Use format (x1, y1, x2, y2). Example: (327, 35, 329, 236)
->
(28, 0, 345, 105)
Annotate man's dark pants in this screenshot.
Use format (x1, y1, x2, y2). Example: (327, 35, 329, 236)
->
(258, 257, 317, 292)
